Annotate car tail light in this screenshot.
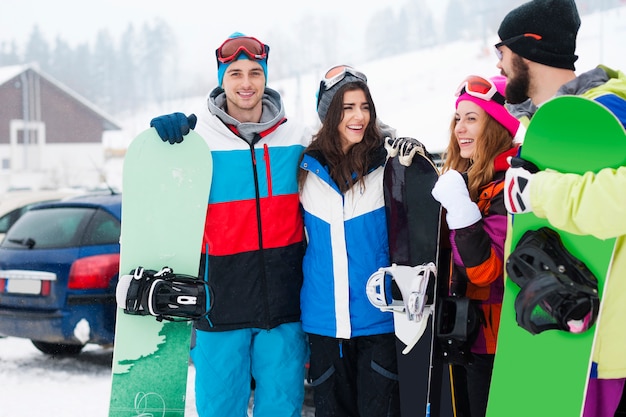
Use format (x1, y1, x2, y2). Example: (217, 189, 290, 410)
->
(68, 254, 120, 290)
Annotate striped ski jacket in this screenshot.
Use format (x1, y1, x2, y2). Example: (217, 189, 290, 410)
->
(194, 87, 312, 332)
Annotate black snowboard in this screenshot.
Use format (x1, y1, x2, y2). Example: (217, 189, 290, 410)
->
(383, 150, 455, 417)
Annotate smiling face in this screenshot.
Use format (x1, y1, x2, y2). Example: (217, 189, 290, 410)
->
(337, 89, 370, 154)
(221, 59, 266, 123)
(454, 100, 488, 160)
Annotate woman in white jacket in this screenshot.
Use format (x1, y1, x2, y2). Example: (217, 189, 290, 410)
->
(298, 65, 399, 417)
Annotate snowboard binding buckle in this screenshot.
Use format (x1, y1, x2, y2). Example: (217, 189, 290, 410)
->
(117, 266, 212, 322)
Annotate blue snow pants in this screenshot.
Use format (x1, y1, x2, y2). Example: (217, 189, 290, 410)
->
(190, 322, 308, 417)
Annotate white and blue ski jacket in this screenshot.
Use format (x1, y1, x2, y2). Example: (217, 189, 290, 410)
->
(299, 147, 394, 339)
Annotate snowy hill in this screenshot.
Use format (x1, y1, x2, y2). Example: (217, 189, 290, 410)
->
(108, 5, 626, 156)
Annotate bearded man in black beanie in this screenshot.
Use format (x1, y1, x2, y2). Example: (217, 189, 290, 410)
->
(495, 1, 626, 417)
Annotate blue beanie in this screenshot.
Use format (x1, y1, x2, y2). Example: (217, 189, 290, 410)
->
(217, 32, 268, 87)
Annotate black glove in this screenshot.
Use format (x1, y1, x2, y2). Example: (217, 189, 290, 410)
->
(509, 156, 539, 173)
(150, 113, 198, 145)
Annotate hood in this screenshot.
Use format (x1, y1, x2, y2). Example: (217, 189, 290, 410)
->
(494, 144, 520, 174)
(207, 86, 286, 143)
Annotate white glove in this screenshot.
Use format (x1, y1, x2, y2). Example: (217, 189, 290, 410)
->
(504, 157, 536, 214)
(385, 137, 425, 167)
(431, 170, 481, 229)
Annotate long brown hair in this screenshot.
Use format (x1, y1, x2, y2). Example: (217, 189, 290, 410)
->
(442, 112, 513, 201)
(298, 81, 382, 193)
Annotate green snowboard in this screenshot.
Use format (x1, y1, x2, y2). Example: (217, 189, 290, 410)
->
(108, 128, 212, 417)
(487, 96, 626, 417)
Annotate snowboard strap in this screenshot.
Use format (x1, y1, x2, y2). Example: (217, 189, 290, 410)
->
(506, 227, 599, 335)
(116, 266, 212, 322)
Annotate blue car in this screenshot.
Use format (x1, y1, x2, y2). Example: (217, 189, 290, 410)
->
(0, 193, 122, 355)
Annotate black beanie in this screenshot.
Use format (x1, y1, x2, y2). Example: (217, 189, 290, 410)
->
(497, 0, 581, 70)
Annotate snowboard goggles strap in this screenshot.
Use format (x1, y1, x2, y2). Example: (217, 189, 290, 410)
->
(320, 65, 368, 92)
(455, 75, 506, 105)
(216, 36, 269, 64)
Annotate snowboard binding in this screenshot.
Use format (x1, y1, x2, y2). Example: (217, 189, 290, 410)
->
(506, 227, 599, 335)
(436, 297, 483, 365)
(366, 262, 436, 321)
(116, 266, 212, 322)
(367, 263, 437, 353)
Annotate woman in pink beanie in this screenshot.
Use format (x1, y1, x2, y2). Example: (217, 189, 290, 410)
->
(431, 75, 520, 417)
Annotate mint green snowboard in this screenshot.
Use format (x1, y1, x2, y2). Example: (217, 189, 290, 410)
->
(487, 96, 626, 417)
(108, 128, 212, 417)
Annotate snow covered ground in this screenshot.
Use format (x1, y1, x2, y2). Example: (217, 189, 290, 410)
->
(0, 336, 314, 416)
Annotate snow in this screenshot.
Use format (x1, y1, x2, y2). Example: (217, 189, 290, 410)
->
(0, 336, 314, 416)
(0, 337, 119, 416)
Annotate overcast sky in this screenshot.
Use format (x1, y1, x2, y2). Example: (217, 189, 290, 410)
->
(2, 0, 448, 70)
(3, 0, 447, 43)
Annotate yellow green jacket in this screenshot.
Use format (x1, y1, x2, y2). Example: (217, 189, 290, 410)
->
(532, 168, 626, 378)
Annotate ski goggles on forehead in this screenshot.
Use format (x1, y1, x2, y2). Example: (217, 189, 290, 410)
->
(216, 36, 269, 64)
(494, 33, 542, 60)
(320, 65, 367, 91)
(455, 75, 506, 106)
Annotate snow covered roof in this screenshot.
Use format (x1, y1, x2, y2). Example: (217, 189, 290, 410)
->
(0, 64, 28, 85)
(0, 62, 121, 131)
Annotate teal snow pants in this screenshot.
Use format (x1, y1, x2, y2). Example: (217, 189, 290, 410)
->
(190, 322, 308, 417)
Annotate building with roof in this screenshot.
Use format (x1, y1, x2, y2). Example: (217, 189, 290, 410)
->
(0, 63, 120, 191)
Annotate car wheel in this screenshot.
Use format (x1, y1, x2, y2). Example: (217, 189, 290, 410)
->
(31, 341, 84, 355)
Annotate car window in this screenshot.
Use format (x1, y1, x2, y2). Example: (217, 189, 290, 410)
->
(0, 208, 24, 234)
(1, 207, 95, 249)
(0, 200, 60, 234)
(81, 209, 121, 246)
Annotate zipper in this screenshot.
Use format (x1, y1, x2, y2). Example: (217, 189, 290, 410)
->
(249, 136, 270, 328)
(264, 144, 273, 197)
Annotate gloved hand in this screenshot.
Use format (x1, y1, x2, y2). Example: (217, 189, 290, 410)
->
(384, 137, 426, 167)
(504, 157, 539, 214)
(150, 112, 198, 145)
(431, 170, 481, 229)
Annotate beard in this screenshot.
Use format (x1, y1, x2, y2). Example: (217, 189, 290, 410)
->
(505, 55, 531, 104)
